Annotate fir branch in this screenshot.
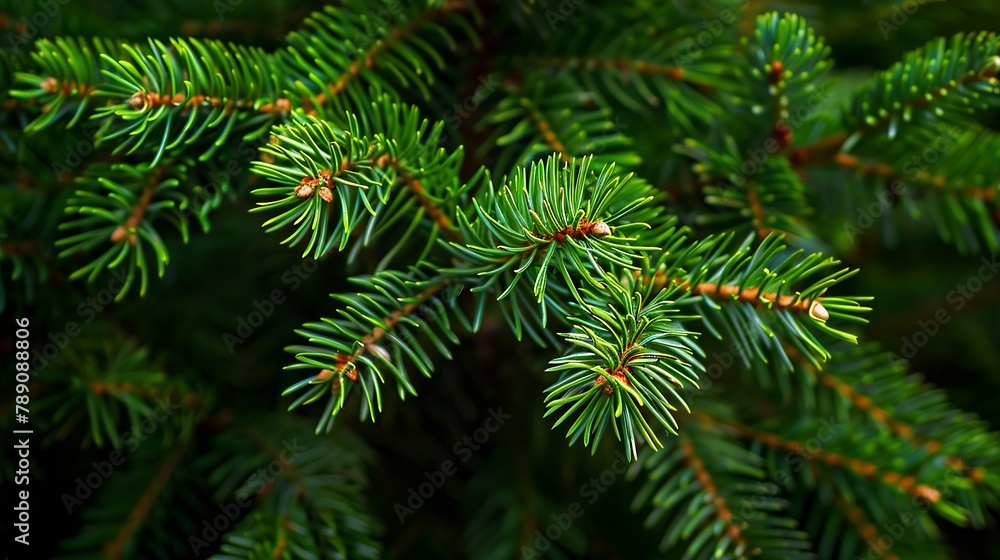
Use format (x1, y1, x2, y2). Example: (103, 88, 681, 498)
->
(385, 158, 463, 243)
(251, 97, 464, 260)
(677, 139, 814, 238)
(283, 268, 464, 430)
(104, 440, 189, 560)
(525, 101, 571, 163)
(777, 342, 998, 512)
(478, 75, 641, 172)
(787, 345, 934, 451)
(693, 411, 942, 503)
(35, 329, 204, 448)
(642, 230, 870, 370)
(318, 282, 445, 379)
(792, 31, 1000, 165)
(446, 155, 659, 331)
(631, 416, 813, 559)
(9, 37, 124, 132)
(533, 56, 689, 86)
(56, 162, 193, 299)
(94, 37, 289, 166)
(665, 275, 829, 320)
(283, 0, 472, 114)
(831, 494, 901, 560)
(543, 275, 702, 460)
(109, 185, 154, 245)
(205, 418, 381, 559)
(677, 437, 752, 556)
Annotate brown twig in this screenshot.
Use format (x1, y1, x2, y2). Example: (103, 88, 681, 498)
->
(643, 270, 829, 320)
(103, 440, 188, 559)
(692, 411, 942, 503)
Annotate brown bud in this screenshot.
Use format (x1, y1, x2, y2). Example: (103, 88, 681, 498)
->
(294, 183, 314, 198)
(318, 186, 334, 203)
(110, 226, 128, 243)
(41, 77, 59, 93)
(768, 61, 784, 84)
(809, 301, 829, 321)
(128, 91, 149, 110)
(590, 221, 611, 236)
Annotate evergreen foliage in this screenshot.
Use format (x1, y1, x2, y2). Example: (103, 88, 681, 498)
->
(3, 0, 1000, 558)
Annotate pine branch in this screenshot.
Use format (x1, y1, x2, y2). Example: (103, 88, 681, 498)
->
(250, 96, 464, 260)
(445, 155, 661, 336)
(830, 495, 901, 560)
(677, 138, 814, 239)
(642, 230, 871, 370)
(693, 411, 943, 503)
(543, 274, 702, 460)
(805, 127, 1000, 253)
(203, 416, 381, 559)
(104, 440, 189, 560)
(631, 418, 813, 558)
(55, 162, 192, 299)
(283, 268, 464, 431)
(792, 31, 1000, 165)
(9, 37, 123, 132)
(770, 342, 1000, 526)
(283, 0, 473, 114)
(478, 74, 640, 172)
(35, 326, 204, 449)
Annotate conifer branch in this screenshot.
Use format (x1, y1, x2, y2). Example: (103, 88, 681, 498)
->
(667, 275, 829, 320)
(103, 440, 188, 560)
(315, 282, 446, 385)
(533, 56, 688, 83)
(525, 102, 571, 163)
(678, 437, 752, 556)
(383, 158, 463, 242)
(829, 152, 999, 201)
(109, 185, 154, 245)
(784, 344, 992, 490)
(308, 5, 458, 108)
(745, 181, 773, 238)
(831, 495, 901, 560)
(792, 32, 1000, 167)
(693, 412, 942, 503)
(788, 345, 927, 447)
